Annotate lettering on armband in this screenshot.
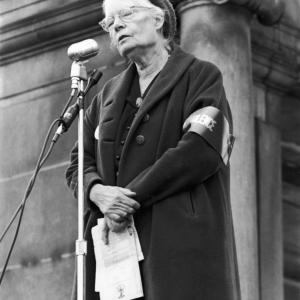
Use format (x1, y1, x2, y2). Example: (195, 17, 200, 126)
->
(192, 114, 217, 132)
(183, 106, 234, 166)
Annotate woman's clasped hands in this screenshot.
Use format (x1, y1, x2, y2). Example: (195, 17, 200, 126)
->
(89, 184, 140, 244)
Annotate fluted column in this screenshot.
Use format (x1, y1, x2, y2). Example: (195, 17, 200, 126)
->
(177, 1, 256, 299)
(177, 1, 285, 300)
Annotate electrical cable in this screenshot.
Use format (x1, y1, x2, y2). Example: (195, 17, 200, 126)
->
(57, 69, 97, 122)
(0, 117, 60, 286)
(0, 69, 102, 286)
(0, 87, 79, 244)
(59, 88, 77, 120)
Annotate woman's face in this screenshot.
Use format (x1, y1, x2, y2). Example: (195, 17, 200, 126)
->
(103, 0, 163, 57)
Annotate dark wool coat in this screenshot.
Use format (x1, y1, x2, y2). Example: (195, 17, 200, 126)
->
(66, 45, 241, 300)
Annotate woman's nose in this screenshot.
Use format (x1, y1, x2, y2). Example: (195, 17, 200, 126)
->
(112, 15, 125, 32)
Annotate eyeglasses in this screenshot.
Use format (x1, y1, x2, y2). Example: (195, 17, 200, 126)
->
(99, 6, 156, 32)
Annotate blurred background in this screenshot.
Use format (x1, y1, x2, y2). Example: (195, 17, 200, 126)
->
(0, 0, 299, 299)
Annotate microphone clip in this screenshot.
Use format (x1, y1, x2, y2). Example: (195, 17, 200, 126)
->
(70, 61, 88, 90)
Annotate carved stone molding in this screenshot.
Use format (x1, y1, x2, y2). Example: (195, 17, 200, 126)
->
(175, 0, 284, 25)
(175, 0, 229, 15)
(175, 0, 227, 13)
(251, 20, 300, 96)
(0, 0, 103, 66)
(229, 0, 284, 25)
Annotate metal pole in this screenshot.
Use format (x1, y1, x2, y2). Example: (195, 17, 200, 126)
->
(74, 70, 87, 300)
(69, 60, 88, 300)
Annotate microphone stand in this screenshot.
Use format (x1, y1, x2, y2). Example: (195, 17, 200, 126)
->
(70, 60, 88, 300)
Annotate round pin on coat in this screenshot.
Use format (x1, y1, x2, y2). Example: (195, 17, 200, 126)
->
(136, 97, 143, 108)
(94, 125, 99, 140)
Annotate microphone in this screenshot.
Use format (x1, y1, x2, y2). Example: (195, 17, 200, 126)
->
(55, 103, 79, 136)
(52, 69, 103, 143)
(83, 69, 103, 96)
(67, 39, 99, 62)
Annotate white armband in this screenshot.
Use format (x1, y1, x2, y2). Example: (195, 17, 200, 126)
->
(183, 106, 235, 165)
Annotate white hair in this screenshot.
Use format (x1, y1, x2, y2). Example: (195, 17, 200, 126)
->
(102, 0, 164, 18)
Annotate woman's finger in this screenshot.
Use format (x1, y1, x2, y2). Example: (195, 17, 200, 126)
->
(111, 202, 136, 214)
(106, 217, 130, 233)
(117, 187, 136, 196)
(101, 219, 109, 245)
(118, 195, 141, 210)
(107, 207, 133, 219)
(107, 213, 131, 223)
(107, 212, 126, 222)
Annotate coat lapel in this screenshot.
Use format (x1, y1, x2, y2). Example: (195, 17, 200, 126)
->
(98, 63, 135, 185)
(131, 46, 195, 133)
(139, 46, 195, 114)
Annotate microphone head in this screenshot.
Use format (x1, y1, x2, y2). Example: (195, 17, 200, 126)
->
(67, 39, 99, 61)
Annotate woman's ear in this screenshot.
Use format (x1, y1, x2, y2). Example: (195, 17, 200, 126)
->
(153, 11, 165, 31)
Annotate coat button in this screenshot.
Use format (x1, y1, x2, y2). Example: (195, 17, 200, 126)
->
(116, 155, 120, 160)
(136, 135, 145, 145)
(116, 171, 119, 177)
(143, 114, 150, 122)
(121, 140, 125, 145)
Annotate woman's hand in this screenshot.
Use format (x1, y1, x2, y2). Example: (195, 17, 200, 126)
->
(90, 183, 140, 221)
(101, 215, 131, 245)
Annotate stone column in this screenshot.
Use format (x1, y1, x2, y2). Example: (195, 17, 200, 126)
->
(177, 2, 257, 299)
(176, 1, 284, 300)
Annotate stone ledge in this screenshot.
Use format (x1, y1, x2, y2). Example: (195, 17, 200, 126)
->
(284, 278, 300, 300)
(282, 164, 300, 187)
(0, 164, 77, 266)
(0, 0, 103, 66)
(282, 143, 300, 171)
(251, 19, 300, 95)
(283, 181, 300, 206)
(0, 253, 74, 299)
(284, 244, 300, 281)
(0, 0, 99, 30)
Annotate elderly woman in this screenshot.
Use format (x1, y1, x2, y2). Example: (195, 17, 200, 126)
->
(66, 0, 240, 299)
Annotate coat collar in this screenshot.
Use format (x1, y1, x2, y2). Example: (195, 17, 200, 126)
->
(136, 45, 195, 117)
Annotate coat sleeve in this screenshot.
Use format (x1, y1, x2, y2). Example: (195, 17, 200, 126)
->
(126, 61, 233, 207)
(65, 94, 102, 210)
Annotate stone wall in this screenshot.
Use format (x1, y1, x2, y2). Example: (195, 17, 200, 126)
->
(0, 1, 125, 298)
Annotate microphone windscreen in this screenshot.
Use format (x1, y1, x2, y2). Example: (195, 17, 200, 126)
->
(67, 39, 99, 61)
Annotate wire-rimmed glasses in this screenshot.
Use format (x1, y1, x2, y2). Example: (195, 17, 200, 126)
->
(99, 6, 157, 32)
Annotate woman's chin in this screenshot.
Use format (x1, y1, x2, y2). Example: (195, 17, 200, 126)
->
(117, 40, 156, 59)
(117, 40, 149, 59)
(117, 43, 135, 57)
